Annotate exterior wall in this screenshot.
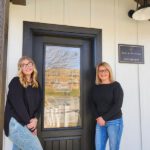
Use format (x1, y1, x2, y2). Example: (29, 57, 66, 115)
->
(3, 0, 150, 149)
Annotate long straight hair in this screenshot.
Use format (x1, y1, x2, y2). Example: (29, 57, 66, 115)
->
(95, 62, 114, 85)
(18, 56, 39, 88)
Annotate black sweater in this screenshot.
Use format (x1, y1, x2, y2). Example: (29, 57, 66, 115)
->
(91, 81, 123, 121)
(4, 77, 42, 136)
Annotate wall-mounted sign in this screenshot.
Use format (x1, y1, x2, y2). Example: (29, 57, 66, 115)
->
(118, 44, 144, 64)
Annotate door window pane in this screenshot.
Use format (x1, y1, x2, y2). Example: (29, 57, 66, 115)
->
(44, 45, 81, 128)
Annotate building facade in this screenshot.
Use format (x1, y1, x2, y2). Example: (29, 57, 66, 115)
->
(1, 0, 150, 149)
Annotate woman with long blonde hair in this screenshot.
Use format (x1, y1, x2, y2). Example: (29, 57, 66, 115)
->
(92, 62, 124, 150)
(4, 56, 43, 150)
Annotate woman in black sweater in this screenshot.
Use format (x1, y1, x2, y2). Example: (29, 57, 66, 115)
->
(4, 56, 43, 150)
(92, 62, 123, 150)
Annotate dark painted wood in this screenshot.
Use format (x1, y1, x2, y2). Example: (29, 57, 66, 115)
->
(23, 21, 102, 65)
(23, 22, 102, 150)
(60, 140, 66, 150)
(45, 141, 53, 150)
(73, 138, 81, 150)
(10, 0, 26, 5)
(32, 36, 94, 150)
(53, 140, 60, 150)
(0, 0, 9, 149)
(44, 137, 81, 150)
(67, 140, 72, 150)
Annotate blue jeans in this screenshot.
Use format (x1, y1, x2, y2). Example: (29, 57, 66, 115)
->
(95, 117, 123, 150)
(8, 117, 43, 150)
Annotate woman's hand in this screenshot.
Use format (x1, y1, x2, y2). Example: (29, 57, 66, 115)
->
(96, 116, 106, 126)
(32, 128, 37, 136)
(27, 118, 38, 131)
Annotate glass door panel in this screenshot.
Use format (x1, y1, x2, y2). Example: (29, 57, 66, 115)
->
(44, 45, 81, 129)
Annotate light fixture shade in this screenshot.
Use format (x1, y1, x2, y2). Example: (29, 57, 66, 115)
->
(132, 6, 150, 20)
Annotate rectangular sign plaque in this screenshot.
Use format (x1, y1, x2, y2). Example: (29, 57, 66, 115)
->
(118, 44, 144, 64)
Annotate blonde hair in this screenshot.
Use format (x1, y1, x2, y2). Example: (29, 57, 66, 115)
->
(95, 62, 114, 85)
(18, 56, 39, 88)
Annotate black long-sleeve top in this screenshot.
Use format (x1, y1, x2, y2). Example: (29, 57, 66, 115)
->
(4, 77, 42, 136)
(91, 81, 123, 121)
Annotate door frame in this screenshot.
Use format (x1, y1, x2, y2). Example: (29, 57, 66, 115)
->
(23, 21, 102, 150)
(23, 21, 102, 66)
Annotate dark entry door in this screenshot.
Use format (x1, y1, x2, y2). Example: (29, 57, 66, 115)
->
(32, 35, 95, 150)
(23, 22, 102, 150)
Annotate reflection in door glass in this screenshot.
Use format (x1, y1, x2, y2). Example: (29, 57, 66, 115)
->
(44, 45, 81, 128)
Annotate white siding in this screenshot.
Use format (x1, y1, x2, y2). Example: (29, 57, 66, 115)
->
(116, 0, 142, 149)
(3, 0, 150, 149)
(138, 22, 150, 150)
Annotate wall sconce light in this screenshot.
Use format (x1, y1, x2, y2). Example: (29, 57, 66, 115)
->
(128, 0, 150, 21)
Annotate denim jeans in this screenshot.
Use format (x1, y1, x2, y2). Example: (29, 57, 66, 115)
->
(8, 117, 43, 150)
(95, 117, 123, 150)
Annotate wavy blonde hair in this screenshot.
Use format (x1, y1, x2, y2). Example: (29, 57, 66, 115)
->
(18, 56, 39, 88)
(95, 62, 114, 85)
